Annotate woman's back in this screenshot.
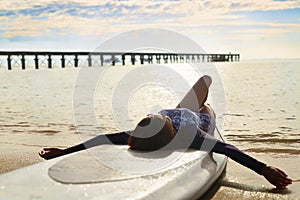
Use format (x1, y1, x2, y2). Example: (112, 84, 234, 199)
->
(159, 108, 215, 135)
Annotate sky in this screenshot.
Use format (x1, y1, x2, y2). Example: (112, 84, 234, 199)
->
(0, 0, 300, 59)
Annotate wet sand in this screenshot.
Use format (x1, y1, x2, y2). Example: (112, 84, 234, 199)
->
(208, 154, 299, 200)
(0, 144, 43, 174)
(0, 127, 81, 174)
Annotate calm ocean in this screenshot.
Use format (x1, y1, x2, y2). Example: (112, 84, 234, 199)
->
(0, 59, 299, 199)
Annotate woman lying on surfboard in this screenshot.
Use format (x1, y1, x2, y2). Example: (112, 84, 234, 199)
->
(39, 75, 292, 189)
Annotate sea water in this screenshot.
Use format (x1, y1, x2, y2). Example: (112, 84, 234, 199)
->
(0, 59, 299, 199)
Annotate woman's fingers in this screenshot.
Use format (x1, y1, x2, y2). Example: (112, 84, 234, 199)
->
(274, 174, 291, 184)
(262, 166, 292, 188)
(42, 148, 52, 151)
(276, 170, 292, 184)
(39, 148, 53, 158)
(39, 150, 46, 156)
(39, 152, 47, 159)
(269, 178, 287, 188)
(39, 148, 65, 160)
(275, 167, 288, 177)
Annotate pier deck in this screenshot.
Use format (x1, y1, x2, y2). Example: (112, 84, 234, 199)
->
(0, 51, 240, 70)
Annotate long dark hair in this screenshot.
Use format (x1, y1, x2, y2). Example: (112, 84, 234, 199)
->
(128, 115, 175, 151)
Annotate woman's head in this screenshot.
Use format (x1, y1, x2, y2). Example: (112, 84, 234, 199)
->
(128, 114, 175, 151)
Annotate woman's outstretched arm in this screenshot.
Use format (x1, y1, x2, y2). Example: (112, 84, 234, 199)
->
(191, 131, 292, 188)
(213, 140, 292, 188)
(39, 131, 131, 160)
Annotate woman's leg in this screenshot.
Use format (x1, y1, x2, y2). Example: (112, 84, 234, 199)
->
(176, 75, 212, 112)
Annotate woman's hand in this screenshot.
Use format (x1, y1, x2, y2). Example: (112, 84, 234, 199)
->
(261, 166, 292, 189)
(39, 148, 66, 160)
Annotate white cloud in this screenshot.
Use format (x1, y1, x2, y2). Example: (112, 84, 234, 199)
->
(0, 0, 298, 37)
(0, 0, 299, 58)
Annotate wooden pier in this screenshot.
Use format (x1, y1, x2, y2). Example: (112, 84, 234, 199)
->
(0, 51, 240, 70)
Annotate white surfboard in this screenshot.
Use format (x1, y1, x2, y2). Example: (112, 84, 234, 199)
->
(0, 75, 227, 199)
(0, 143, 227, 199)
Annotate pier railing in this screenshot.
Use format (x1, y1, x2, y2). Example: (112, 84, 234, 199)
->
(0, 51, 240, 70)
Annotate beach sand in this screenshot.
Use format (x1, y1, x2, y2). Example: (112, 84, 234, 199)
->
(0, 144, 42, 174)
(208, 154, 299, 200)
(0, 60, 299, 199)
(0, 131, 81, 174)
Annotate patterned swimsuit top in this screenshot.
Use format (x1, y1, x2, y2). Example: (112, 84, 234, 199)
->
(158, 108, 215, 134)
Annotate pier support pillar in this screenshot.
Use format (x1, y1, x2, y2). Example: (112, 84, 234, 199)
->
(179, 55, 184, 63)
(140, 55, 144, 65)
(21, 55, 25, 70)
(74, 55, 79, 67)
(61, 55, 65, 68)
(100, 55, 104, 66)
(163, 55, 168, 63)
(111, 55, 115, 66)
(121, 55, 125, 65)
(131, 55, 135, 65)
(7, 55, 11, 70)
(34, 55, 39, 69)
(88, 55, 92, 67)
(48, 55, 52, 68)
(148, 55, 153, 64)
(156, 55, 161, 64)
(186, 55, 190, 63)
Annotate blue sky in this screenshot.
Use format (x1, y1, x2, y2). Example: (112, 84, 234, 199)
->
(0, 0, 299, 59)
